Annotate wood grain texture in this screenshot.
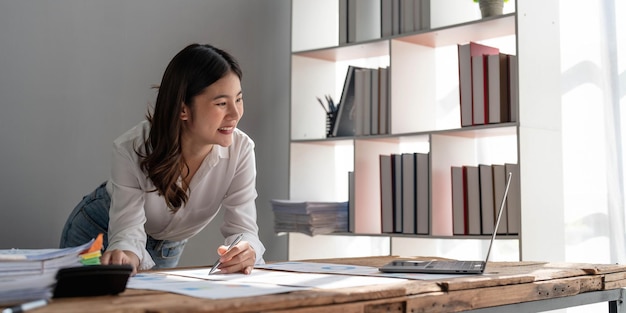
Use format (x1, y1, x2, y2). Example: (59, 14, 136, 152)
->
(14, 256, 626, 313)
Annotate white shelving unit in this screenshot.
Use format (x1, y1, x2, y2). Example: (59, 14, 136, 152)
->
(287, 0, 560, 263)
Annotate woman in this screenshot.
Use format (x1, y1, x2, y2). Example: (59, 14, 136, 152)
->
(60, 43, 265, 275)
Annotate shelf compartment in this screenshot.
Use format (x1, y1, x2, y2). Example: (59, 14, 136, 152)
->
(353, 136, 429, 234)
(289, 140, 354, 201)
(396, 13, 516, 48)
(430, 126, 518, 236)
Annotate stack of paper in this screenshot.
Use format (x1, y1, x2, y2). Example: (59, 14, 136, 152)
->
(270, 200, 349, 236)
(0, 238, 96, 305)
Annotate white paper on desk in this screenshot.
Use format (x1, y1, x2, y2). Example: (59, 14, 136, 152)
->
(256, 261, 381, 275)
(255, 261, 469, 280)
(161, 268, 407, 289)
(127, 272, 308, 299)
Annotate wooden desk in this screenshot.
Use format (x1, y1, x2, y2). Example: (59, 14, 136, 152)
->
(25, 256, 626, 313)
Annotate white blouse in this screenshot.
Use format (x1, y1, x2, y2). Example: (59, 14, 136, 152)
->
(105, 120, 265, 270)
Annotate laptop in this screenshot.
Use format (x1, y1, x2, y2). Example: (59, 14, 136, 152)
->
(379, 171, 513, 274)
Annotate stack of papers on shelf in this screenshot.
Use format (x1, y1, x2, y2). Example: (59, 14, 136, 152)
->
(270, 200, 349, 236)
(0, 238, 96, 305)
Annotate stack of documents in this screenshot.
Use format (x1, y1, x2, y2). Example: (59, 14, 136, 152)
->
(0, 239, 95, 305)
(270, 200, 349, 236)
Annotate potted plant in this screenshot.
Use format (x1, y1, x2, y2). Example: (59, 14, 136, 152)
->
(474, 0, 508, 18)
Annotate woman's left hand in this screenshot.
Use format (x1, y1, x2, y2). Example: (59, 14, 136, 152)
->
(215, 241, 256, 274)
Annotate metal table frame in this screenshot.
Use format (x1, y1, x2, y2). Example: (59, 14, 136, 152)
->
(462, 288, 625, 313)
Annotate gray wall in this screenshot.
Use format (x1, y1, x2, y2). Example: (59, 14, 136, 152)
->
(0, 0, 290, 266)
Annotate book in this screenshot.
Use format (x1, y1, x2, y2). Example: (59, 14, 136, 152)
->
(487, 53, 510, 123)
(392, 0, 401, 35)
(380, 154, 394, 233)
(401, 153, 416, 234)
(362, 68, 373, 135)
(378, 67, 389, 135)
(458, 42, 499, 126)
(339, 0, 348, 44)
(415, 0, 430, 31)
(492, 164, 509, 234)
(479, 164, 495, 235)
(415, 153, 430, 234)
(464, 165, 481, 235)
(348, 0, 380, 42)
(392, 153, 403, 233)
(505, 163, 521, 235)
(381, 0, 393, 37)
(471, 54, 488, 125)
(333, 66, 365, 137)
(508, 54, 518, 122)
(401, 0, 414, 34)
(451, 166, 466, 235)
(348, 171, 355, 233)
(370, 68, 379, 135)
(354, 68, 368, 136)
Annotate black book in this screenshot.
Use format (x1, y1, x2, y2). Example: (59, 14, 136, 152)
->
(333, 65, 366, 137)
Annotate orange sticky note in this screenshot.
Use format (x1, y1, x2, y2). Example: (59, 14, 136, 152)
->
(84, 233, 104, 254)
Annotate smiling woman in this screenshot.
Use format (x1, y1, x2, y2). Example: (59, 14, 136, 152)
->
(59, 44, 266, 275)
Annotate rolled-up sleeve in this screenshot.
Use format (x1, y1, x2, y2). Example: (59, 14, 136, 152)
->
(220, 137, 266, 264)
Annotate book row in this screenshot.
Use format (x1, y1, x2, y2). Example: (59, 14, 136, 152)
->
(379, 152, 430, 234)
(339, 0, 430, 44)
(452, 163, 520, 236)
(332, 66, 391, 137)
(458, 41, 519, 127)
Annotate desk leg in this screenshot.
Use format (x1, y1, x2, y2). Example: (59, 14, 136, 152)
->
(609, 288, 626, 313)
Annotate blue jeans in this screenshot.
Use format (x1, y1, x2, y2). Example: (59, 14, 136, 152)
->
(59, 182, 187, 269)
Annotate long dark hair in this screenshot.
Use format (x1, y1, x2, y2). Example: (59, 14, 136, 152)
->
(139, 43, 243, 213)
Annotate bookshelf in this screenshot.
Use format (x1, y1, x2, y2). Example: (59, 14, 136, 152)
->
(287, 0, 555, 262)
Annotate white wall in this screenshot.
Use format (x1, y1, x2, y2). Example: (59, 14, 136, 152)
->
(0, 0, 290, 266)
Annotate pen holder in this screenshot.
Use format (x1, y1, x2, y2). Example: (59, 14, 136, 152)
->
(326, 111, 337, 138)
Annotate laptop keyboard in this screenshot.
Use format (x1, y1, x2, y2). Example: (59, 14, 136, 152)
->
(427, 261, 482, 270)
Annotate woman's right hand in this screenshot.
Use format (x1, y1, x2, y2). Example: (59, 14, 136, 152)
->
(101, 249, 140, 275)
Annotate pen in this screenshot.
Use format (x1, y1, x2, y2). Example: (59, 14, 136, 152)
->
(208, 233, 244, 275)
(316, 97, 329, 113)
(325, 95, 336, 112)
(2, 299, 48, 313)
